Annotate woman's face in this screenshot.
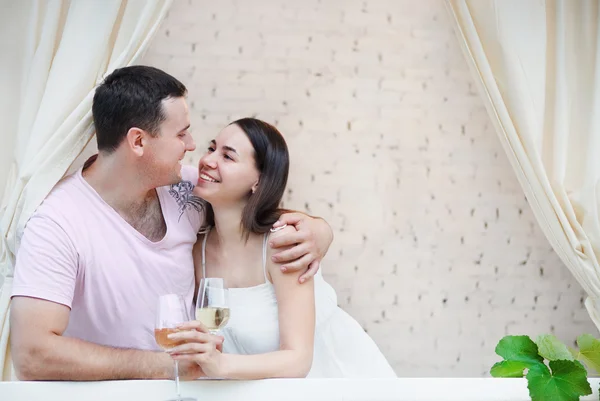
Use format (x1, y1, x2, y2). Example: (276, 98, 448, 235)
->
(194, 124, 260, 205)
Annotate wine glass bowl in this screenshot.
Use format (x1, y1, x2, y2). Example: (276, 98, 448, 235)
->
(195, 278, 230, 334)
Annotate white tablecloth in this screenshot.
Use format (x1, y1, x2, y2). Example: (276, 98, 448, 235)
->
(2, 378, 600, 401)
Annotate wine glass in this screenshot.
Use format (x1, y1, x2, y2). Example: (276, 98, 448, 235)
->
(155, 294, 196, 401)
(195, 278, 230, 335)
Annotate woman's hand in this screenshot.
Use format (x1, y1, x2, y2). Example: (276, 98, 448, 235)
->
(166, 321, 226, 378)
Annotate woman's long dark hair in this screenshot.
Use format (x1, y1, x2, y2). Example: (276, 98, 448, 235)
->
(204, 118, 290, 239)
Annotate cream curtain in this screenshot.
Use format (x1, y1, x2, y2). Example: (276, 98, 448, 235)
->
(0, 0, 173, 381)
(446, 0, 600, 329)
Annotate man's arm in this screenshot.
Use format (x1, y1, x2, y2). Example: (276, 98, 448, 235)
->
(9, 211, 188, 381)
(10, 296, 175, 381)
(270, 212, 334, 283)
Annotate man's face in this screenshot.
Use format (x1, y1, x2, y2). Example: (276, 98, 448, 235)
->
(143, 96, 195, 186)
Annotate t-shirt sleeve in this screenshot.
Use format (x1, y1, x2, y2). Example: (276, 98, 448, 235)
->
(11, 213, 78, 308)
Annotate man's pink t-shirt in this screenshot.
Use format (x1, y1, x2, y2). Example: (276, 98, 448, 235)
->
(12, 165, 202, 351)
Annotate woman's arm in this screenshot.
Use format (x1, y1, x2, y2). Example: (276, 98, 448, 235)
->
(169, 226, 316, 379)
(220, 225, 316, 379)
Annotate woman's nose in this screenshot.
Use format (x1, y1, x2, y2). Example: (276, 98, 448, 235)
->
(201, 154, 217, 169)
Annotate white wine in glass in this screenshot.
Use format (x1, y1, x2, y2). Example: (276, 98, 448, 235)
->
(155, 294, 196, 401)
(196, 278, 230, 334)
(195, 306, 230, 331)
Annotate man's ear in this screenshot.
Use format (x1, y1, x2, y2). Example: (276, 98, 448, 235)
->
(125, 127, 146, 156)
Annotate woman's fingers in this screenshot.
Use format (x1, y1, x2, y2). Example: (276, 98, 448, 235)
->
(176, 320, 209, 332)
(171, 353, 207, 362)
(168, 329, 223, 345)
(167, 342, 213, 355)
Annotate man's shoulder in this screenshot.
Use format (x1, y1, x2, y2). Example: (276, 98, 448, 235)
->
(31, 172, 84, 222)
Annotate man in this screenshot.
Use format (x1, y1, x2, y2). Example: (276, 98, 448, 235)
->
(10, 66, 333, 381)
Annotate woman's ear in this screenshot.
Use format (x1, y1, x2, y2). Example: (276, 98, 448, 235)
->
(251, 180, 259, 194)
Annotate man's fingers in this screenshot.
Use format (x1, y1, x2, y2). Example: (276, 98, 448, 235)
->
(272, 243, 310, 264)
(280, 253, 313, 274)
(299, 260, 319, 283)
(269, 231, 307, 249)
(273, 212, 304, 228)
(272, 220, 286, 228)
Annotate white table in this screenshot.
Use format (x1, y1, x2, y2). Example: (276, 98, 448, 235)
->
(2, 378, 600, 401)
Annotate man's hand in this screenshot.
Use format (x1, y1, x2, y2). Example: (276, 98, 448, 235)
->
(270, 212, 333, 283)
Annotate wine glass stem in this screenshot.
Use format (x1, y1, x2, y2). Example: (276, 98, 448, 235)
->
(174, 360, 181, 397)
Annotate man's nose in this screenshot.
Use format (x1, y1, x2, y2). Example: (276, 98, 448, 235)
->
(185, 136, 196, 152)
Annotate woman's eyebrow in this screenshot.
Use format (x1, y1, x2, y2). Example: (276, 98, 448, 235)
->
(210, 140, 238, 155)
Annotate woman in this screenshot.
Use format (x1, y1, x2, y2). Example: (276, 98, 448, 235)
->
(167, 118, 396, 378)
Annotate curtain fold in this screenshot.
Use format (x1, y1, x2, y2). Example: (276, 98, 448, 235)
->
(0, 0, 173, 381)
(446, 0, 600, 329)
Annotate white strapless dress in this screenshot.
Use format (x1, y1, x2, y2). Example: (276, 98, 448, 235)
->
(200, 229, 396, 378)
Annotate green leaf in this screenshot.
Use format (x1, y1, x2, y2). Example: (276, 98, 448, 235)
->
(536, 335, 574, 361)
(526, 360, 591, 401)
(568, 347, 579, 360)
(575, 334, 600, 375)
(490, 360, 531, 377)
(495, 335, 544, 366)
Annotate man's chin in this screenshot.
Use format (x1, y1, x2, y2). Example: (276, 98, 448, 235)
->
(174, 163, 183, 180)
(161, 173, 183, 187)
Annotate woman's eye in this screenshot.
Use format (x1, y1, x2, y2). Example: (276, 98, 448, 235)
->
(224, 154, 233, 161)
(207, 146, 215, 152)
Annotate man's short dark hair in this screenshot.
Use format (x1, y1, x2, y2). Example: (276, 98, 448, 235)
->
(92, 66, 187, 153)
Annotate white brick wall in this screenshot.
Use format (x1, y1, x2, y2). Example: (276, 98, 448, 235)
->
(141, 0, 597, 376)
